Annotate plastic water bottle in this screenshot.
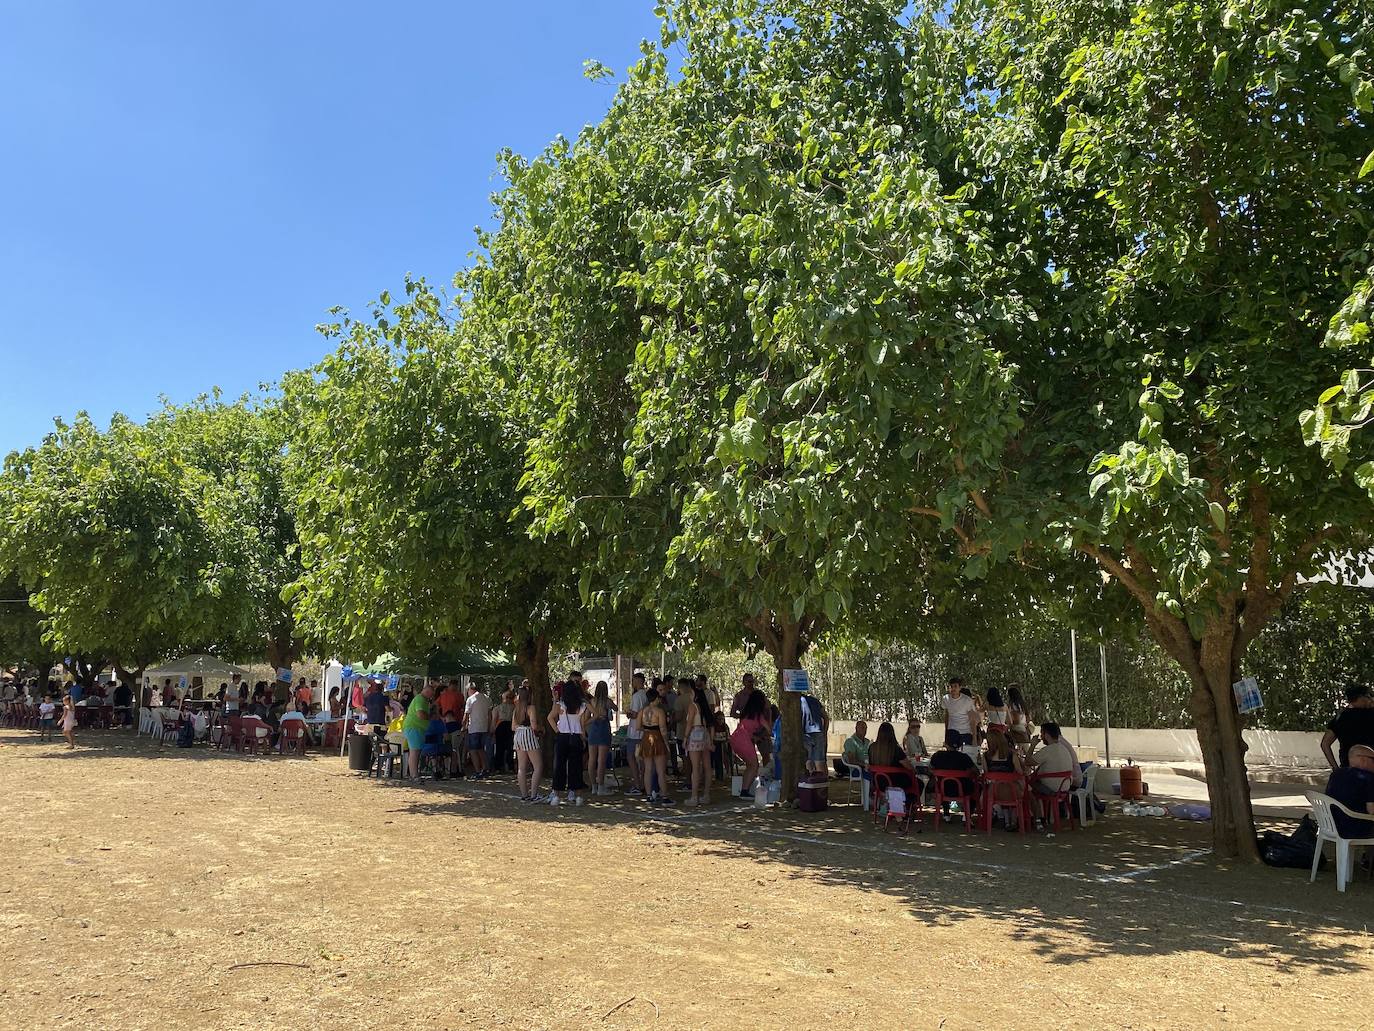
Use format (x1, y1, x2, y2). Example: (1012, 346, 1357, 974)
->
(754, 778, 768, 808)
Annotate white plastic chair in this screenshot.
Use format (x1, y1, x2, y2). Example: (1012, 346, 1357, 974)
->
(1071, 762, 1098, 827)
(1306, 790, 1374, 892)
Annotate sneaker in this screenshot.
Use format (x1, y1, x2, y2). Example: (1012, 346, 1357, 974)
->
(548, 794, 560, 806)
(626, 786, 643, 796)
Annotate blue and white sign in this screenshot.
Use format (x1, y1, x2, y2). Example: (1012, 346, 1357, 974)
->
(179, 676, 188, 690)
(782, 668, 811, 693)
(1233, 676, 1263, 714)
(277, 668, 293, 684)
(386, 673, 400, 691)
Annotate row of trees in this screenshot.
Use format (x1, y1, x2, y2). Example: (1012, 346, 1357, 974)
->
(2, 0, 1371, 861)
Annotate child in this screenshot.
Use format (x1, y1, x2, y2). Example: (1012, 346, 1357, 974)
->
(38, 694, 57, 741)
(61, 693, 77, 750)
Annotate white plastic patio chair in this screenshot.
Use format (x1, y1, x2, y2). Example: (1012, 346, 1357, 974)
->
(1306, 790, 1374, 892)
(1071, 762, 1098, 827)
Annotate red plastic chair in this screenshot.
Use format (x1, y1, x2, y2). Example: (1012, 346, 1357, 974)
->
(929, 769, 979, 831)
(218, 716, 242, 751)
(239, 718, 270, 754)
(980, 771, 1031, 835)
(278, 721, 306, 756)
(869, 766, 923, 833)
(1031, 770, 1077, 832)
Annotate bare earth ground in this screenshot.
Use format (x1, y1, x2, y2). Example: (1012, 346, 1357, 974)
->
(3, 729, 1374, 1031)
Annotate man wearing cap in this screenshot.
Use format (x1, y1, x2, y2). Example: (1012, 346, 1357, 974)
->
(1323, 744, 1374, 838)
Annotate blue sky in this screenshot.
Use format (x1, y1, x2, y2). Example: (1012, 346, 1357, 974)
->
(0, 1, 663, 458)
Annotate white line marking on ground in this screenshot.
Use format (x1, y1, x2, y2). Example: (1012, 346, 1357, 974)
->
(1097, 849, 1212, 882)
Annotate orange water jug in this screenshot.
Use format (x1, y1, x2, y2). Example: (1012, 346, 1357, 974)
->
(1119, 764, 1143, 801)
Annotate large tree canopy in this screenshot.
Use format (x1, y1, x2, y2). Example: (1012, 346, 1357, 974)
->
(0, 397, 298, 682)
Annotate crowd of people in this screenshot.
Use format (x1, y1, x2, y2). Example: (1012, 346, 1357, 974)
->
(379, 669, 804, 808)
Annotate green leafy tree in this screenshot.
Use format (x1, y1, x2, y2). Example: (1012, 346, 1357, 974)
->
(915, 0, 1374, 858)
(281, 280, 625, 739)
(0, 399, 299, 689)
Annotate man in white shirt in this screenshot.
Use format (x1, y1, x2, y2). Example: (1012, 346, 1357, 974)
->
(625, 672, 649, 795)
(941, 677, 977, 747)
(1026, 722, 1084, 827)
(464, 685, 493, 779)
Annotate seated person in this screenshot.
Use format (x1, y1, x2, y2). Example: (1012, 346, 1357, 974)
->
(1025, 722, 1082, 826)
(983, 728, 1027, 822)
(1324, 744, 1374, 837)
(902, 719, 929, 762)
(928, 728, 979, 812)
(278, 701, 314, 745)
(835, 720, 870, 778)
(866, 721, 919, 796)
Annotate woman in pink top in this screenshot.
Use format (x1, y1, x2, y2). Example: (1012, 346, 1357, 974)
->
(730, 689, 771, 798)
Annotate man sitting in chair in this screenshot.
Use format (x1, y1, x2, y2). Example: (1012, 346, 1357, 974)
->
(1324, 744, 1374, 837)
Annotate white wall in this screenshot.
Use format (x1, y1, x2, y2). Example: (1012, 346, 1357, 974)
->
(824, 720, 1326, 767)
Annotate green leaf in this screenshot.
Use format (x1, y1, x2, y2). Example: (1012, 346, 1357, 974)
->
(1208, 502, 1226, 534)
(1360, 149, 1374, 180)
(1211, 52, 1229, 87)
(1319, 384, 1345, 404)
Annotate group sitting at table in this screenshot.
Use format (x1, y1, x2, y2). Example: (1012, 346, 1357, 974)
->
(837, 716, 1086, 832)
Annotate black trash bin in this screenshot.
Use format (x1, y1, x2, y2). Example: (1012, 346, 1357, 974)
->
(347, 733, 373, 772)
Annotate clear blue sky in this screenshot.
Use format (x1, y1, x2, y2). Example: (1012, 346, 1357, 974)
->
(0, 1, 662, 458)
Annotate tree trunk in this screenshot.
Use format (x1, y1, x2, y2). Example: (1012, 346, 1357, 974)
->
(1187, 642, 1261, 863)
(266, 633, 297, 678)
(515, 631, 552, 768)
(113, 662, 146, 730)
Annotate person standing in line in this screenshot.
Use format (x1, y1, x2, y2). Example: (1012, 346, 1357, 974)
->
(402, 682, 435, 782)
(637, 683, 674, 804)
(684, 683, 714, 806)
(492, 688, 516, 774)
(513, 685, 545, 802)
(464, 684, 493, 780)
(625, 671, 649, 796)
(587, 681, 615, 796)
(548, 678, 589, 805)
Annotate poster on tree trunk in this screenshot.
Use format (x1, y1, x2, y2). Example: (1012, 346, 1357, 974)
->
(782, 668, 811, 693)
(1232, 676, 1263, 714)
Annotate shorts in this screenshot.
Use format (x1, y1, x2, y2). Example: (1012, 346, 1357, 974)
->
(952, 732, 974, 747)
(804, 731, 826, 764)
(467, 731, 489, 751)
(1032, 778, 1069, 796)
(638, 727, 667, 759)
(588, 719, 612, 747)
(687, 726, 711, 753)
(402, 727, 425, 750)
(40, 717, 54, 728)
(514, 726, 539, 752)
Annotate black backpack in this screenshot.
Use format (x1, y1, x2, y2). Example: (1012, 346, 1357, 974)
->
(1259, 814, 1323, 869)
(176, 721, 196, 748)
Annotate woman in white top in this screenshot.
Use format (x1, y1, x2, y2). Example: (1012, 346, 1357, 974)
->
(546, 680, 590, 805)
(1007, 684, 1032, 749)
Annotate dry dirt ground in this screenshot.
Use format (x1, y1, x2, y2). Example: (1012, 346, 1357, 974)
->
(3, 728, 1374, 1031)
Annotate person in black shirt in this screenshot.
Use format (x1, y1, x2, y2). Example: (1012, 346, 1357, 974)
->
(364, 682, 389, 726)
(1322, 686, 1374, 769)
(929, 727, 979, 817)
(1323, 744, 1374, 837)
